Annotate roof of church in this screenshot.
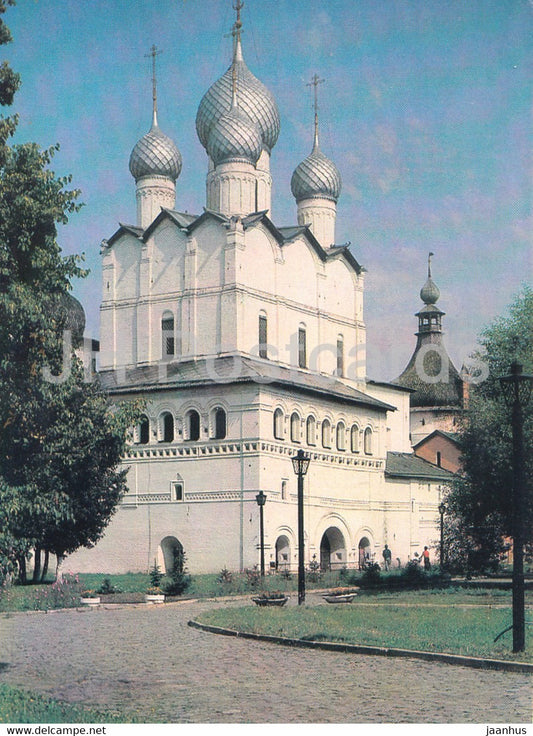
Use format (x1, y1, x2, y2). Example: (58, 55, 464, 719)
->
(104, 209, 363, 275)
(98, 356, 395, 412)
(385, 452, 455, 481)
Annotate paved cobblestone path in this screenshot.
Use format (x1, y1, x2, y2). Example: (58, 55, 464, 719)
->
(0, 598, 531, 723)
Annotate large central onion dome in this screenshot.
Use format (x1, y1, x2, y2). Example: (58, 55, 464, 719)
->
(129, 121, 182, 181)
(207, 103, 262, 166)
(196, 42, 280, 156)
(291, 140, 342, 203)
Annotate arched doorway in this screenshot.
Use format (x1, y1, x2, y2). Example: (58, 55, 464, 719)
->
(358, 536, 372, 569)
(320, 527, 346, 571)
(160, 536, 184, 575)
(275, 535, 291, 572)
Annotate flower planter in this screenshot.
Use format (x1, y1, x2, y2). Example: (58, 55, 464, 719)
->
(252, 596, 289, 607)
(80, 596, 101, 606)
(323, 593, 357, 604)
(145, 593, 165, 604)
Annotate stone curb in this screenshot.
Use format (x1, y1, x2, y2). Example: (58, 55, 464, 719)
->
(187, 619, 533, 674)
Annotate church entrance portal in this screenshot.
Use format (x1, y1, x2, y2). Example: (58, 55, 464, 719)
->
(358, 536, 372, 569)
(160, 536, 184, 575)
(275, 535, 291, 571)
(319, 527, 346, 571)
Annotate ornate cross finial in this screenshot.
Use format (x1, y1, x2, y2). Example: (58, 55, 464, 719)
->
(428, 251, 434, 278)
(232, 1, 244, 43)
(145, 44, 163, 126)
(307, 73, 325, 149)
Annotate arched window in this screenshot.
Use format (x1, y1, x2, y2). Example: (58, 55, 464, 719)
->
(158, 412, 174, 443)
(336, 421, 346, 451)
(185, 410, 200, 441)
(336, 336, 344, 376)
(298, 326, 307, 368)
(258, 313, 268, 359)
(273, 408, 284, 440)
(136, 415, 150, 445)
(322, 419, 331, 449)
(213, 407, 226, 440)
(350, 424, 360, 453)
(306, 416, 316, 446)
(161, 311, 175, 358)
(364, 426, 373, 455)
(290, 412, 301, 443)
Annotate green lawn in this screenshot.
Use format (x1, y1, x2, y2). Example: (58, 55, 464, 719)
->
(196, 594, 533, 663)
(0, 684, 138, 724)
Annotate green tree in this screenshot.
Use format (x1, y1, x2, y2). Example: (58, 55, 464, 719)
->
(444, 287, 533, 573)
(0, 2, 141, 582)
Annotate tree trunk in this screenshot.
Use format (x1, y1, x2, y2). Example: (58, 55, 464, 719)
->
(32, 547, 41, 583)
(40, 549, 49, 582)
(17, 555, 27, 584)
(54, 554, 64, 582)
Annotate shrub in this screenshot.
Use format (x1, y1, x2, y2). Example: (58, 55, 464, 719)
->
(97, 577, 121, 595)
(217, 568, 233, 585)
(163, 551, 191, 596)
(244, 566, 261, 590)
(360, 562, 382, 587)
(33, 574, 82, 610)
(148, 561, 163, 590)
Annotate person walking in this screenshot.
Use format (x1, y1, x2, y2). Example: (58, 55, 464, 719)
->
(382, 544, 392, 571)
(421, 546, 431, 570)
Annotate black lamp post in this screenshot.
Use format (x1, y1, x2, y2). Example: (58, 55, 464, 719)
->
(291, 449, 311, 605)
(438, 502, 446, 570)
(255, 491, 267, 577)
(499, 361, 533, 653)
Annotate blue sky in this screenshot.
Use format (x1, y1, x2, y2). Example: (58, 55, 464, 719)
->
(6, 0, 532, 380)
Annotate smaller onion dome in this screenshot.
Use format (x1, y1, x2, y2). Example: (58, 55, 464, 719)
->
(206, 104, 262, 166)
(420, 276, 440, 305)
(129, 122, 182, 182)
(55, 292, 86, 346)
(291, 142, 342, 203)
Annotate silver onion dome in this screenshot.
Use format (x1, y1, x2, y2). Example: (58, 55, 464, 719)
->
(196, 43, 280, 155)
(207, 104, 262, 166)
(420, 276, 440, 305)
(55, 292, 86, 346)
(129, 123, 182, 181)
(291, 145, 342, 203)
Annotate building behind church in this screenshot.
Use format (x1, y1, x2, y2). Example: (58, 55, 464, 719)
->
(67, 9, 453, 576)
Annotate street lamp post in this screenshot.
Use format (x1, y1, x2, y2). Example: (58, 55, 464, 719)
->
(291, 449, 311, 606)
(499, 361, 533, 653)
(438, 502, 446, 570)
(255, 491, 267, 577)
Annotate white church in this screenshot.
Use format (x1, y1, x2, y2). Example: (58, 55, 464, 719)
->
(68, 7, 453, 576)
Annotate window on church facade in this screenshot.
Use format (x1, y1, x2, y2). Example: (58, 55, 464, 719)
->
(350, 424, 360, 453)
(281, 480, 287, 500)
(137, 415, 150, 445)
(186, 410, 200, 441)
(273, 408, 284, 440)
(337, 336, 344, 376)
(364, 426, 373, 455)
(322, 419, 331, 448)
(306, 416, 316, 446)
(258, 314, 268, 359)
(298, 327, 307, 368)
(290, 412, 301, 443)
(213, 407, 226, 440)
(161, 312, 175, 358)
(336, 421, 346, 451)
(172, 481, 184, 501)
(158, 412, 174, 443)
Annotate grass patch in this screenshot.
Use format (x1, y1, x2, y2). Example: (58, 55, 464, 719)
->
(196, 593, 533, 663)
(0, 684, 136, 723)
